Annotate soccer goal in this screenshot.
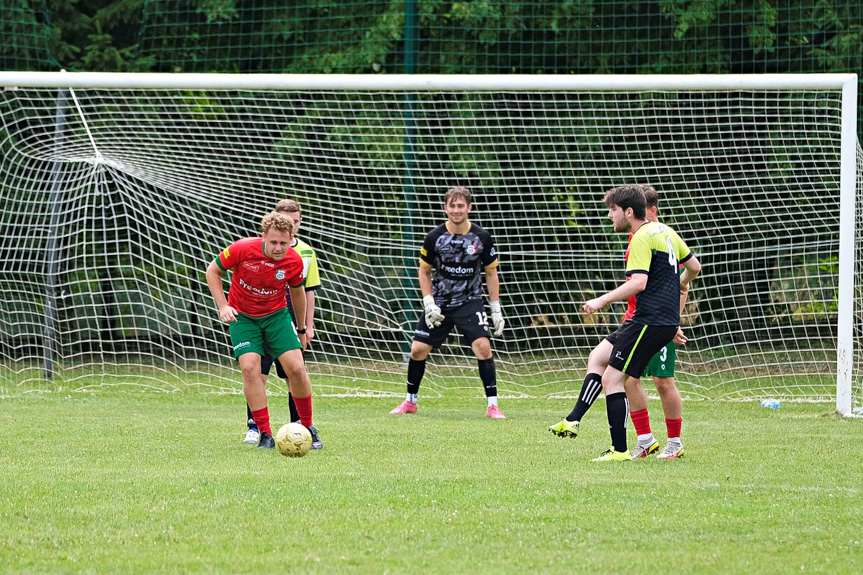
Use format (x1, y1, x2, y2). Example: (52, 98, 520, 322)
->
(0, 72, 859, 414)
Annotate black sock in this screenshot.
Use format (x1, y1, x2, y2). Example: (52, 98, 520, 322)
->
(288, 393, 299, 422)
(246, 404, 255, 429)
(566, 373, 603, 422)
(407, 358, 426, 395)
(477, 358, 497, 397)
(605, 392, 630, 452)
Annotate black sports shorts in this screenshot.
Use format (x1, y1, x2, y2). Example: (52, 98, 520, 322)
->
(413, 299, 491, 348)
(605, 321, 678, 379)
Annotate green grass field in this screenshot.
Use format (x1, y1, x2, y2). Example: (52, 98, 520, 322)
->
(2, 390, 861, 574)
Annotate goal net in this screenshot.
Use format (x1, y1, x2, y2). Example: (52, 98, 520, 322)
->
(0, 73, 860, 414)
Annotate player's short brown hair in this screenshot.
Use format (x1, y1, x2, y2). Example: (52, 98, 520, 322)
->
(604, 184, 646, 220)
(641, 185, 658, 210)
(275, 199, 301, 214)
(444, 186, 472, 206)
(260, 211, 294, 235)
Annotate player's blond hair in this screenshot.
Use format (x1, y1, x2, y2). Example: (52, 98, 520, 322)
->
(275, 199, 302, 215)
(260, 211, 294, 236)
(444, 186, 472, 206)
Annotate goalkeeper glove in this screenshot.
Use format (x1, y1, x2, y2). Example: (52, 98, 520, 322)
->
(489, 300, 505, 336)
(423, 294, 444, 328)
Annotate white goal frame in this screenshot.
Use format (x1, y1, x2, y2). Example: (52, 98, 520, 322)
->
(0, 71, 858, 415)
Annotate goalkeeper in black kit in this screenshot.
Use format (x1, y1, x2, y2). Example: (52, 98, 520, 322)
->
(390, 186, 506, 419)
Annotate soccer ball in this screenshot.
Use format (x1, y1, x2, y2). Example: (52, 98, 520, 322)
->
(275, 422, 312, 457)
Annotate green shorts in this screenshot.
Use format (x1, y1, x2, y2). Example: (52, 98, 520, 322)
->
(642, 341, 677, 378)
(228, 308, 301, 359)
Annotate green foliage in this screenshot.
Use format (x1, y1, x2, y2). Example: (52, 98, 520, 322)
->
(197, 0, 239, 24)
(43, 0, 153, 71)
(4, 0, 862, 99)
(659, 0, 731, 40)
(769, 256, 840, 322)
(2, 1, 862, 361)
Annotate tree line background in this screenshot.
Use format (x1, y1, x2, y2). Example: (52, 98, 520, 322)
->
(0, 1, 861, 381)
(3, 2, 861, 80)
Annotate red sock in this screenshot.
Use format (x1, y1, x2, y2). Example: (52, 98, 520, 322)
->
(666, 418, 682, 440)
(293, 394, 313, 428)
(631, 409, 651, 436)
(251, 407, 271, 435)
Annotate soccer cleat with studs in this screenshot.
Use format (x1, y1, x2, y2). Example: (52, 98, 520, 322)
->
(307, 425, 323, 450)
(657, 442, 685, 460)
(244, 428, 260, 444)
(390, 400, 418, 415)
(257, 432, 275, 449)
(631, 440, 659, 458)
(486, 405, 506, 419)
(591, 448, 632, 462)
(549, 419, 580, 438)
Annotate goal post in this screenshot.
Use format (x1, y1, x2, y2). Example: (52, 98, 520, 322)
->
(0, 72, 859, 415)
(836, 75, 859, 416)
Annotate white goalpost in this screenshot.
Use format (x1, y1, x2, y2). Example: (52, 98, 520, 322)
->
(0, 72, 859, 415)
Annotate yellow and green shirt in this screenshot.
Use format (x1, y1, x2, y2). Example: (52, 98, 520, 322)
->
(625, 221, 693, 326)
(284, 237, 321, 318)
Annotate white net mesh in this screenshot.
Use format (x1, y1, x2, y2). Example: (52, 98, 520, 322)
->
(1, 76, 861, 409)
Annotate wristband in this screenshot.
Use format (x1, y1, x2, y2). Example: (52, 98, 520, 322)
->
(296, 328, 307, 334)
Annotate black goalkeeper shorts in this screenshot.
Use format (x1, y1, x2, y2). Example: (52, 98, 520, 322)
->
(413, 299, 491, 349)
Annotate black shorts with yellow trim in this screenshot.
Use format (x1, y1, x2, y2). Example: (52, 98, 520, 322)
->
(606, 321, 678, 379)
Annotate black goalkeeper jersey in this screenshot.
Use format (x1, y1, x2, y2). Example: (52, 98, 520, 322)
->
(420, 222, 499, 310)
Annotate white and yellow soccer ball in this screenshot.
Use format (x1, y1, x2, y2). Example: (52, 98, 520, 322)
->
(275, 422, 312, 457)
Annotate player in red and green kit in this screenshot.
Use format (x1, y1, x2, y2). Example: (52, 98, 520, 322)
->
(244, 199, 323, 449)
(206, 211, 319, 449)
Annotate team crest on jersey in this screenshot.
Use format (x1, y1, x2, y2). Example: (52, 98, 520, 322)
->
(466, 243, 477, 255)
(275, 269, 286, 281)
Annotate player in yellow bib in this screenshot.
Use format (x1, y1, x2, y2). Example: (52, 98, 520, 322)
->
(550, 186, 691, 460)
(550, 184, 700, 461)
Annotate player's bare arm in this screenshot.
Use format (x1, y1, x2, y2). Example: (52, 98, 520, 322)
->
(418, 261, 434, 298)
(419, 261, 444, 327)
(583, 272, 647, 315)
(289, 284, 307, 348)
(679, 254, 701, 296)
(305, 290, 316, 342)
(674, 254, 702, 346)
(205, 260, 238, 323)
(484, 265, 504, 336)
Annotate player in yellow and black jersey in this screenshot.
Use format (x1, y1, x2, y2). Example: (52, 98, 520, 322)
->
(550, 184, 701, 461)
